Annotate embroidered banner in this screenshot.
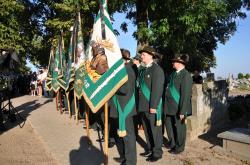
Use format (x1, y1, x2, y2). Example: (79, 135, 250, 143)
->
(81, 0, 128, 113)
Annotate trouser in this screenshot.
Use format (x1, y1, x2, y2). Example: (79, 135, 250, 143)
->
(42, 81, 48, 97)
(69, 90, 75, 115)
(111, 116, 137, 165)
(89, 109, 105, 134)
(140, 112, 163, 158)
(133, 114, 141, 137)
(165, 114, 186, 152)
(78, 97, 85, 119)
(0, 96, 5, 128)
(67, 90, 85, 119)
(0, 107, 3, 126)
(123, 116, 137, 165)
(110, 117, 124, 159)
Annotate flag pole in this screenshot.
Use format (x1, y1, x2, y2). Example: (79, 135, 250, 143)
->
(47, 47, 54, 76)
(74, 92, 79, 124)
(66, 21, 75, 119)
(59, 90, 63, 114)
(66, 92, 72, 118)
(85, 104, 92, 145)
(99, 0, 109, 164)
(56, 92, 59, 111)
(104, 102, 109, 165)
(73, 5, 79, 124)
(60, 30, 64, 76)
(59, 32, 64, 114)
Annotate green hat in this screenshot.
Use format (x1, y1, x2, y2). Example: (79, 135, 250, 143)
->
(171, 54, 189, 65)
(138, 46, 156, 57)
(133, 53, 142, 62)
(121, 48, 131, 60)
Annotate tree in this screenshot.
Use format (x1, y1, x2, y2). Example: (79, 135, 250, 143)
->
(0, 0, 49, 72)
(1, 0, 249, 72)
(245, 73, 250, 79)
(0, 0, 24, 51)
(25, 0, 126, 67)
(238, 73, 244, 79)
(121, 0, 249, 73)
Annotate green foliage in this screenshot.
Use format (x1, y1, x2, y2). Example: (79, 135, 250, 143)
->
(0, 0, 50, 72)
(0, 0, 249, 73)
(25, 0, 124, 67)
(245, 73, 250, 79)
(238, 73, 244, 79)
(0, 0, 24, 51)
(124, 0, 248, 72)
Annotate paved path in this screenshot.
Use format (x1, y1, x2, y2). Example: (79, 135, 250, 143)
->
(9, 95, 248, 165)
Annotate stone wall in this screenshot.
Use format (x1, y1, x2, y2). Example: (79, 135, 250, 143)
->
(187, 80, 229, 141)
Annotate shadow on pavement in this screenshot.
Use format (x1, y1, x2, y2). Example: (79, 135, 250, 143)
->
(0, 97, 53, 134)
(69, 136, 104, 165)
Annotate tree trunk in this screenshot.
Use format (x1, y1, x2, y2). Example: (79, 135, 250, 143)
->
(136, 0, 149, 48)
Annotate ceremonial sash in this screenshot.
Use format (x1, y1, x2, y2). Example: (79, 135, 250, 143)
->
(112, 93, 135, 137)
(169, 71, 189, 117)
(169, 72, 180, 105)
(140, 68, 162, 126)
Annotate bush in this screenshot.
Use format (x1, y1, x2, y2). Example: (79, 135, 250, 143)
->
(245, 73, 250, 79)
(228, 103, 246, 121)
(238, 73, 244, 79)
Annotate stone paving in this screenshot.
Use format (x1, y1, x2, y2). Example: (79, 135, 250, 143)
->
(9, 95, 249, 165)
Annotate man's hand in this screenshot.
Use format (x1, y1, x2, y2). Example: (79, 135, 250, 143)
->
(179, 114, 185, 121)
(150, 108, 157, 114)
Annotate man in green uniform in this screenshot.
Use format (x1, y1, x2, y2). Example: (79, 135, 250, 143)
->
(164, 54, 192, 154)
(110, 49, 137, 165)
(131, 54, 142, 137)
(138, 46, 164, 162)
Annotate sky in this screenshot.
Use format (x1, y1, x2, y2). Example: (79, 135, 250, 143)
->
(27, 11, 250, 79)
(211, 12, 250, 79)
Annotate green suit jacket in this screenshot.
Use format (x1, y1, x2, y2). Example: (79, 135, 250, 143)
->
(138, 62, 165, 112)
(164, 68, 192, 116)
(109, 62, 137, 118)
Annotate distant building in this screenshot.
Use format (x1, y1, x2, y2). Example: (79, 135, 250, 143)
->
(217, 76, 223, 80)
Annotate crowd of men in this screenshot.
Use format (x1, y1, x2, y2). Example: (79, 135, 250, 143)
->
(72, 44, 194, 165)
(0, 44, 198, 164)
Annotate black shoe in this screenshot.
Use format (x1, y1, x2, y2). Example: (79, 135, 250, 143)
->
(96, 136, 104, 142)
(168, 149, 183, 155)
(146, 155, 162, 162)
(120, 160, 126, 165)
(113, 157, 125, 163)
(108, 141, 115, 148)
(0, 124, 6, 131)
(168, 147, 175, 152)
(164, 141, 172, 149)
(140, 151, 152, 157)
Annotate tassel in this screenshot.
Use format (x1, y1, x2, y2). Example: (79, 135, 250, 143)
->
(156, 120, 162, 126)
(118, 130, 127, 137)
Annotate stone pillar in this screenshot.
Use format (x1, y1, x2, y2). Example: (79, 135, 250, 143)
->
(187, 81, 228, 141)
(228, 73, 234, 91)
(191, 84, 203, 117)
